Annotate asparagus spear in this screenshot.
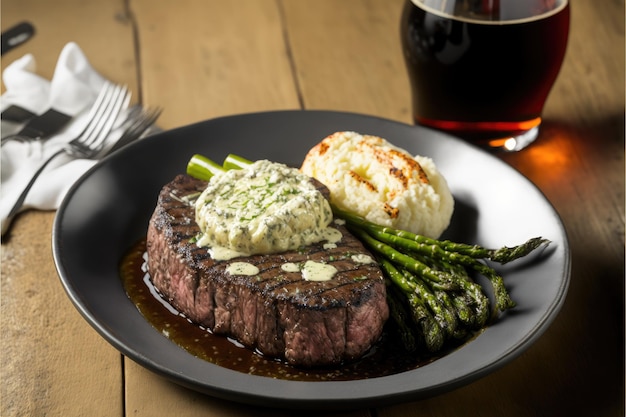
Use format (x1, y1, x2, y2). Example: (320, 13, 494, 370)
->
(351, 227, 459, 290)
(223, 153, 253, 170)
(186, 154, 226, 181)
(407, 292, 444, 352)
(332, 204, 549, 263)
(385, 282, 419, 352)
(401, 268, 458, 338)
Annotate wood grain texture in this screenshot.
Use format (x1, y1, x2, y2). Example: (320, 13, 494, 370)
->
(0, 0, 139, 95)
(1, 0, 623, 416)
(129, 0, 301, 130)
(281, 0, 411, 124)
(1, 212, 124, 417)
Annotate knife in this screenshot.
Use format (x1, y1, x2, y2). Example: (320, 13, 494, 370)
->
(1, 22, 35, 55)
(1, 108, 72, 145)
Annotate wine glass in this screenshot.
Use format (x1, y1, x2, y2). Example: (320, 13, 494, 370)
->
(400, 0, 570, 151)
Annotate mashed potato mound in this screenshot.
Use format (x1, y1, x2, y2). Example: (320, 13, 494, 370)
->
(300, 131, 454, 238)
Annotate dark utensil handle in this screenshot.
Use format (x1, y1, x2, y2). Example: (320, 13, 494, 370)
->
(1, 105, 36, 123)
(1, 22, 35, 55)
(1, 148, 65, 238)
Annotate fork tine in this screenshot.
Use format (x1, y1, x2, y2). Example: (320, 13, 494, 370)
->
(75, 82, 117, 142)
(124, 107, 161, 138)
(79, 84, 130, 150)
(68, 83, 130, 158)
(105, 106, 162, 155)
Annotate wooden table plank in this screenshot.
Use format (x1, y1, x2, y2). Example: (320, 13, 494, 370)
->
(546, 0, 625, 123)
(1, 1, 138, 416)
(282, 0, 410, 124)
(130, 0, 301, 131)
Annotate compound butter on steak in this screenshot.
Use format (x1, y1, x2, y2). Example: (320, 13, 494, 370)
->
(146, 160, 389, 368)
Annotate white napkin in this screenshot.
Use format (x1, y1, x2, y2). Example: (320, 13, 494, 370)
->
(1, 42, 118, 233)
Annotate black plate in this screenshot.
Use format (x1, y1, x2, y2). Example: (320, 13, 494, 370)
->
(52, 110, 570, 410)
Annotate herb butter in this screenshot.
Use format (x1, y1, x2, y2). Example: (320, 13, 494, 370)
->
(279, 261, 338, 281)
(351, 254, 375, 264)
(195, 160, 334, 258)
(226, 262, 260, 276)
(302, 260, 338, 281)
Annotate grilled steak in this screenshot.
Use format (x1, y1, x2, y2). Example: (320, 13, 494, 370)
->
(146, 174, 389, 367)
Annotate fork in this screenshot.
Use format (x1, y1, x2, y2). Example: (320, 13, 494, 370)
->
(104, 105, 162, 155)
(1, 82, 130, 236)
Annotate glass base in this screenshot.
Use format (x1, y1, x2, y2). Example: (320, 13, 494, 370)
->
(482, 126, 540, 151)
(415, 117, 541, 152)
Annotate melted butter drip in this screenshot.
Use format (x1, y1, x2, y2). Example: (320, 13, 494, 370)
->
(302, 260, 337, 282)
(281, 262, 301, 273)
(226, 262, 259, 276)
(321, 227, 342, 249)
(322, 227, 342, 243)
(351, 254, 375, 264)
(280, 260, 338, 281)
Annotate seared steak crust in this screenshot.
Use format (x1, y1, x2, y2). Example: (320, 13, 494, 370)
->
(146, 174, 389, 367)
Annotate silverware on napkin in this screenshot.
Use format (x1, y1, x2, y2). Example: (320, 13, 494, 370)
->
(1, 108, 72, 144)
(0, 82, 161, 239)
(1, 82, 129, 238)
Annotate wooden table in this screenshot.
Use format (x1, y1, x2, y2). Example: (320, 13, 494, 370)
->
(2, 1, 624, 416)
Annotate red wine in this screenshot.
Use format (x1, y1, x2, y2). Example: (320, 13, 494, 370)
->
(401, 0, 570, 147)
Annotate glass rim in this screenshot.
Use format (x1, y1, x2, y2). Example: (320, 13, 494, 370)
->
(409, 0, 569, 25)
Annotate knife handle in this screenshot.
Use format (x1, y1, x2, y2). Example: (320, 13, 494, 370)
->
(1, 105, 36, 123)
(1, 22, 35, 55)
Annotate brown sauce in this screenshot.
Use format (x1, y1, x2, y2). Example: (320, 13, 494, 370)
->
(120, 239, 468, 381)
